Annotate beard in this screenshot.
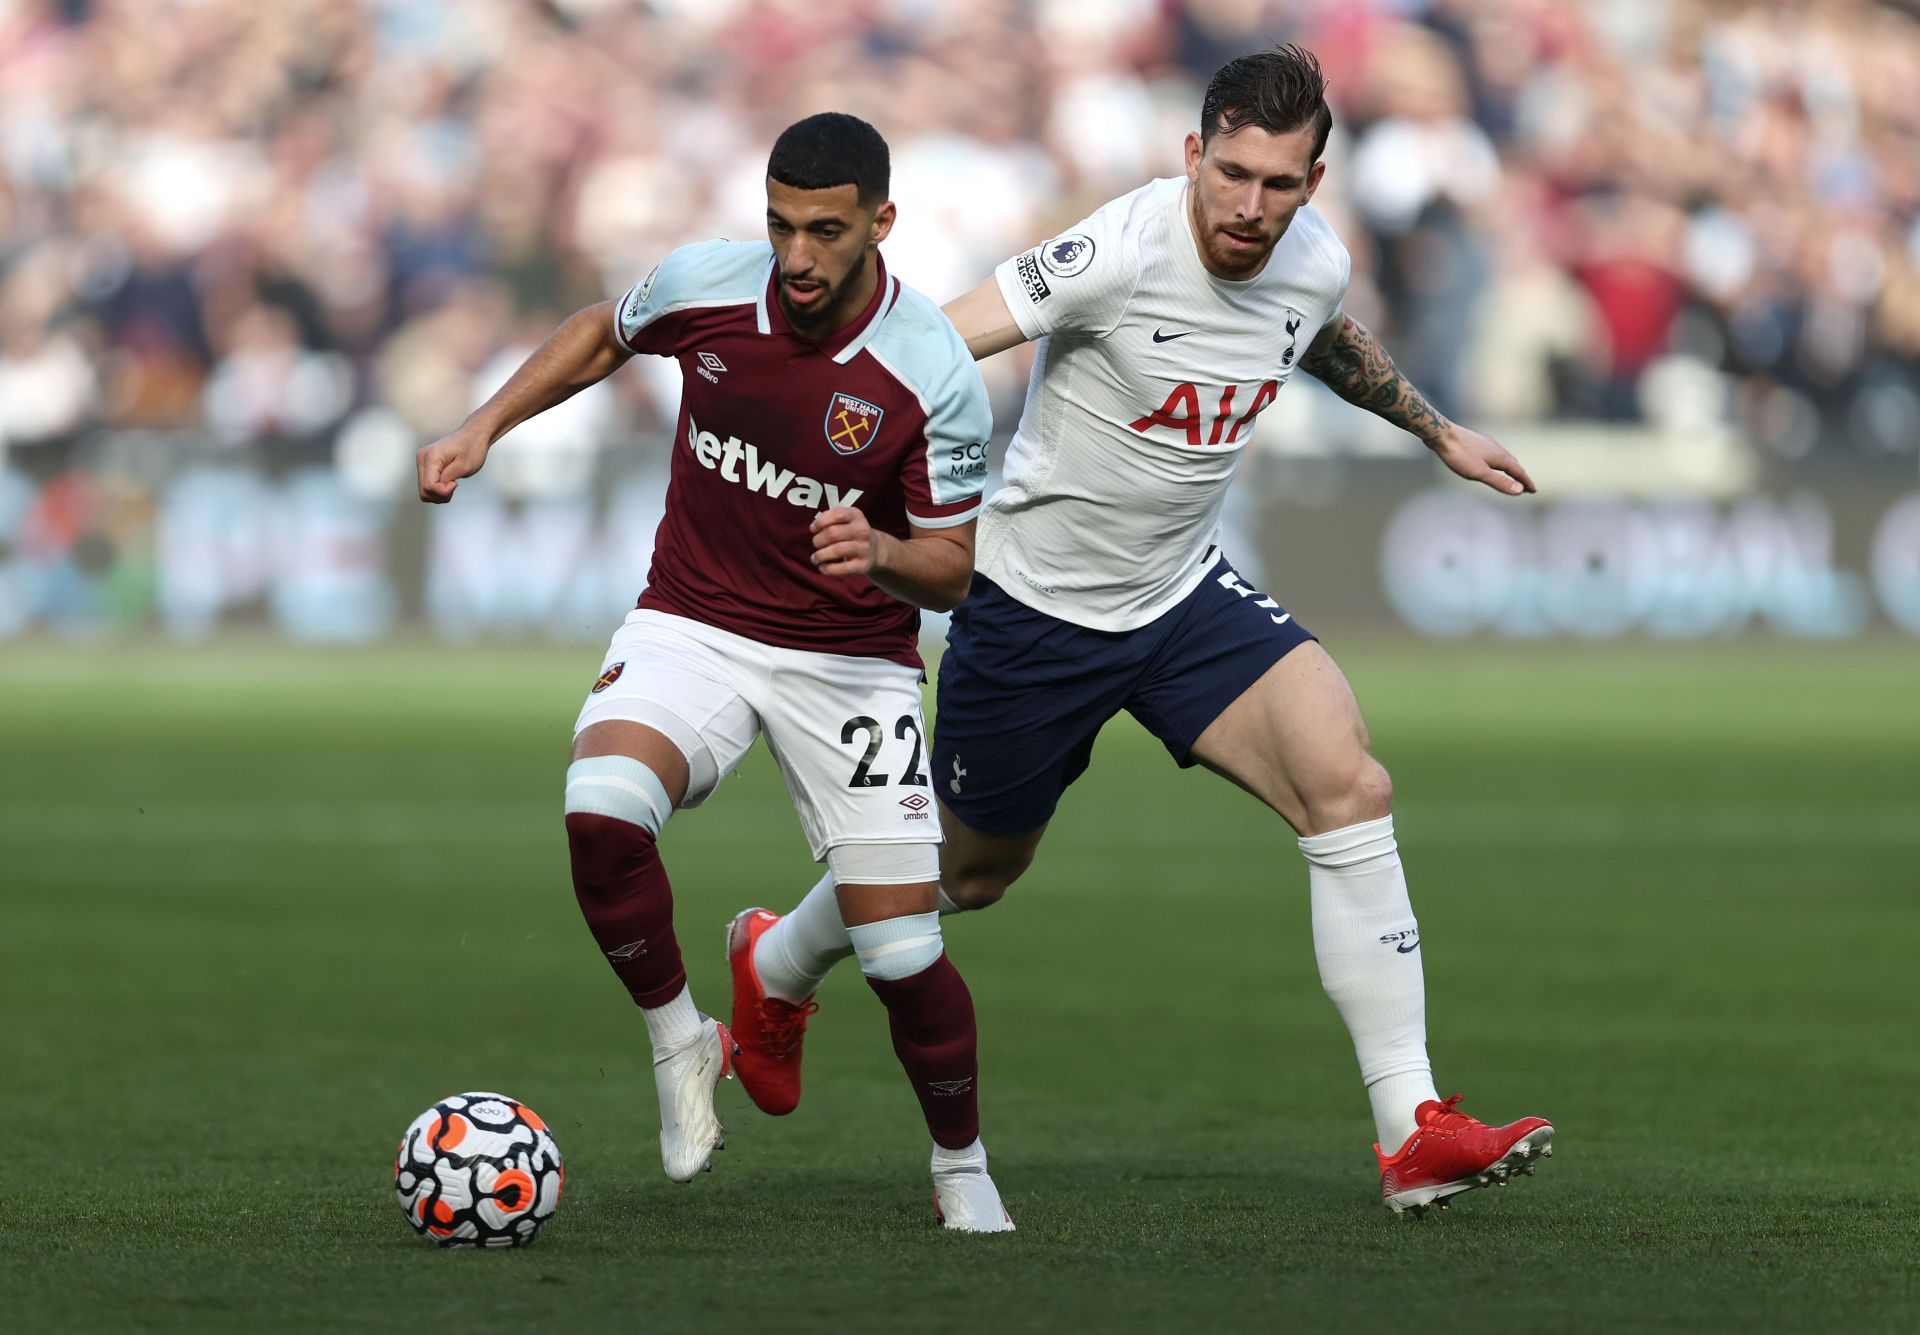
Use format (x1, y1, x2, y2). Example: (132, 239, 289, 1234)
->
(1190, 193, 1286, 278)
(776, 272, 849, 332)
(1201, 219, 1281, 276)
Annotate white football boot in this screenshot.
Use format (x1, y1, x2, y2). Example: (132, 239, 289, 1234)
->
(931, 1139, 1015, 1232)
(654, 1016, 734, 1183)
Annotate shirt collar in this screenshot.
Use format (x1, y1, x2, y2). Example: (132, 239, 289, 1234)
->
(759, 250, 898, 363)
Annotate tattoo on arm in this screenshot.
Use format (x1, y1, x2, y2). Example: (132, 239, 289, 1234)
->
(1297, 314, 1453, 441)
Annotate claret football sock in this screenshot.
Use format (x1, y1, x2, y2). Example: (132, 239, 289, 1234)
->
(754, 871, 853, 1002)
(565, 812, 689, 1021)
(1298, 815, 1440, 1153)
(852, 918, 981, 1151)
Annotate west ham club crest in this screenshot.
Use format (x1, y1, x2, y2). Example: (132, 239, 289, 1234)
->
(825, 392, 884, 456)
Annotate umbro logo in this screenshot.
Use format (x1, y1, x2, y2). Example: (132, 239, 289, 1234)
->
(899, 793, 930, 811)
(696, 351, 726, 384)
(927, 1078, 974, 1096)
(607, 940, 648, 960)
(1152, 328, 1193, 343)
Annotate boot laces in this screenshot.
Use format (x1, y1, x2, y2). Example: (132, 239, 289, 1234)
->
(756, 998, 817, 1058)
(1423, 1094, 1477, 1139)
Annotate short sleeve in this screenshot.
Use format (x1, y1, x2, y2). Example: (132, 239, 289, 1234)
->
(1318, 243, 1353, 340)
(612, 260, 669, 354)
(611, 239, 758, 356)
(1302, 211, 1354, 341)
(991, 197, 1138, 342)
(896, 332, 993, 530)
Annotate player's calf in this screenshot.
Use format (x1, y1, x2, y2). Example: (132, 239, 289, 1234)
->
(564, 756, 688, 1015)
(853, 912, 979, 1149)
(846, 897, 1009, 1228)
(566, 755, 732, 1181)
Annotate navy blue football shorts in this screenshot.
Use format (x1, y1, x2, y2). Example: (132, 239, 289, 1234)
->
(932, 552, 1316, 836)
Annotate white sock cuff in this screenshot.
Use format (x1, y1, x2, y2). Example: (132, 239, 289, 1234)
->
(565, 756, 673, 834)
(936, 885, 963, 915)
(1298, 814, 1397, 868)
(931, 1136, 987, 1172)
(641, 986, 704, 1052)
(847, 911, 943, 981)
(1362, 1059, 1438, 1092)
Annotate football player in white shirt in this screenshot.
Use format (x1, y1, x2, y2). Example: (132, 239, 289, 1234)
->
(729, 46, 1552, 1217)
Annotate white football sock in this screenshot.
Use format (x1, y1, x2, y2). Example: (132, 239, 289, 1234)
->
(936, 885, 964, 915)
(1299, 815, 1440, 1154)
(931, 1136, 988, 1173)
(642, 984, 705, 1056)
(754, 872, 854, 1002)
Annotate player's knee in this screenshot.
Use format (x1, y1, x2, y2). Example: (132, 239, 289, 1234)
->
(564, 756, 674, 834)
(1300, 757, 1393, 835)
(1357, 760, 1393, 818)
(563, 757, 674, 898)
(942, 851, 1031, 909)
(943, 871, 1011, 911)
(937, 821, 1038, 910)
(848, 912, 944, 981)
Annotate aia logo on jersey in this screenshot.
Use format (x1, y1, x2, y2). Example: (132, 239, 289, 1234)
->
(825, 392, 884, 455)
(1130, 380, 1280, 448)
(1040, 233, 1095, 278)
(591, 662, 625, 694)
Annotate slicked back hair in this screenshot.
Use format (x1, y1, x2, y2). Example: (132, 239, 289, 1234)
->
(767, 112, 890, 209)
(1200, 45, 1332, 162)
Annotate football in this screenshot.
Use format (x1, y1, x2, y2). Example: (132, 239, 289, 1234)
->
(394, 1092, 564, 1248)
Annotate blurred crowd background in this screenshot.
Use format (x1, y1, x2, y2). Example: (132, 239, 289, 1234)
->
(3, 0, 1918, 640)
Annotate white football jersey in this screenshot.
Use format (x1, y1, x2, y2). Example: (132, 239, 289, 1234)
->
(980, 176, 1350, 630)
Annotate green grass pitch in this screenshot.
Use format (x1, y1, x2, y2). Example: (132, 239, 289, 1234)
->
(4, 639, 1917, 1333)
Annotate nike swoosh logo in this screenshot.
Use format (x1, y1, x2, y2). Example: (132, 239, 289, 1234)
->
(1270, 613, 1292, 626)
(1152, 328, 1193, 343)
(1396, 940, 1420, 954)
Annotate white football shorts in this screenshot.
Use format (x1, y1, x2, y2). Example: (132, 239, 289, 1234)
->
(572, 609, 941, 860)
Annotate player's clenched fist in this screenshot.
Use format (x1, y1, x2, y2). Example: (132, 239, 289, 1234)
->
(416, 425, 492, 503)
(810, 505, 886, 577)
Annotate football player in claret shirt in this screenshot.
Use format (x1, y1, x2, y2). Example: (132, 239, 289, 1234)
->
(741, 49, 1555, 1218)
(415, 113, 1012, 1230)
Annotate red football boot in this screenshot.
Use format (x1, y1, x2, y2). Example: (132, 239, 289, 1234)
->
(1376, 1094, 1554, 1217)
(725, 908, 818, 1116)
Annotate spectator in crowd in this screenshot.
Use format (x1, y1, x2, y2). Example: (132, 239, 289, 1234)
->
(1, 0, 1917, 474)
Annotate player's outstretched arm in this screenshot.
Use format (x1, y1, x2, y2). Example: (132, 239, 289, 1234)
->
(1297, 314, 1536, 497)
(811, 509, 975, 612)
(416, 299, 633, 503)
(942, 279, 1031, 362)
